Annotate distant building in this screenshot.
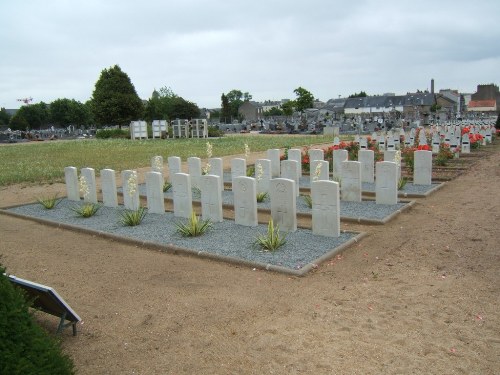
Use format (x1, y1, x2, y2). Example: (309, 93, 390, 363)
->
(238, 101, 263, 122)
(467, 84, 500, 115)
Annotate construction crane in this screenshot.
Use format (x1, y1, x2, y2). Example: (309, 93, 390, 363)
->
(17, 97, 33, 105)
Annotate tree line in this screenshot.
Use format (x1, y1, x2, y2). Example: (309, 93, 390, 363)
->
(1, 64, 321, 131)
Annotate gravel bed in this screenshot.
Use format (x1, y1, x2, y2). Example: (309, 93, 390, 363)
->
(126, 185, 409, 222)
(5, 200, 359, 272)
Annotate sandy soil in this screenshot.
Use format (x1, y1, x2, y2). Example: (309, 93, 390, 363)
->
(0, 142, 499, 375)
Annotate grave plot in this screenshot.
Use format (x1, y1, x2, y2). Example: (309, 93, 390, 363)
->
(2, 200, 365, 276)
(122, 185, 414, 225)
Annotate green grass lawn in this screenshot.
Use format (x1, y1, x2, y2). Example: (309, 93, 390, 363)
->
(0, 135, 337, 186)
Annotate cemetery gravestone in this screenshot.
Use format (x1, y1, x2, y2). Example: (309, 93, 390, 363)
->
(270, 178, 297, 232)
(376, 161, 398, 205)
(311, 180, 340, 237)
(231, 158, 247, 191)
(281, 160, 300, 196)
(341, 161, 362, 202)
(267, 149, 281, 178)
(187, 157, 201, 189)
(146, 171, 165, 214)
(358, 150, 374, 183)
(413, 151, 432, 185)
(287, 148, 302, 178)
(64, 166, 79, 201)
(332, 149, 348, 178)
(201, 175, 223, 222)
(172, 173, 192, 218)
(208, 158, 224, 192)
(255, 159, 271, 194)
(100, 168, 118, 208)
(461, 134, 470, 153)
(80, 168, 97, 204)
(233, 176, 258, 227)
(309, 149, 324, 162)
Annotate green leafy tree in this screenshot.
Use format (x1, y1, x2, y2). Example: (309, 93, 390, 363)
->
(9, 103, 49, 130)
(143, 87, 200, 122)
(293, 87, 314, 112)
(170, 97, 200, 119)
(0, 108, 11, 126)
(220, 93, 231, 124)
(281, 101, 295, 117)
(0, 267, 75, 374)
(50, 99, 91, 127)
(348, 91, 368, 98)
(264, 107, 284, 116)
(90, 65, 144, 127)
(224, 89, 252, 121)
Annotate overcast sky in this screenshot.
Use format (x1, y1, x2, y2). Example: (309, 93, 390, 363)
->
(1, 0, 499, 110)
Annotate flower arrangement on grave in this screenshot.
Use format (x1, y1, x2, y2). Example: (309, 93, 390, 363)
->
(71, 175, 100, 217)
(254, 218, 287, 251)
(127, 171, 138, 197)
(469, 133, 483, 149)
(152, 156, 162, 171)
(401, 147, 417, 173)
(202, 141, 212, 175)
(255, 162, 268, 202)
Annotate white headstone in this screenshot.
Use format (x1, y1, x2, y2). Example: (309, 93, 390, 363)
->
(333, 137, 340, 146)
(266, 149, 281, 178)
(81, 167, 97, 204)
(255, 159, 271, 194)
(100, 168, 118, 208)
(208, 157, 224, 192)
(233, 176, 258, 227)
(168, 156, 182, 177)
(358, 150, 374, 183)
(270, 178, 297, 232)
(413, 151, 432, 186)
(281, 160, 300, 196)
(310, 160, 329, 184)
(287, 149, 302, 178)
(231, 158, 246, 191)
(332, 149, 348, 178)
(375, 161, 398, 205)
(461, 134, 470, 153)
(187, 157, 201, 189)
(122, 170, 140, 210)
(387, 137, 395, 150)
(151, 156, 164, 174)
(146, 171, 165, 214)
(309, 148, 324, 162)
(311, 180, 340, 237)
(64, 166, 79, 201)
(359, 138, 368, 150)
(431, 133, 441, 154)
(172, 172, 192, 218)
(201, 174, 223, 222)
(341, 161, 362, 202)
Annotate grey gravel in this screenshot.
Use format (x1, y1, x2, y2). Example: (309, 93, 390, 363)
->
(6, 200, 359, 271)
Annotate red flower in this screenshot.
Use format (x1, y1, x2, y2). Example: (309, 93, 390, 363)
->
(417, 144, 430, 151)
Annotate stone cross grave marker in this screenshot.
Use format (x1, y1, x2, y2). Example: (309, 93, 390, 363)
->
(64, 166, 79, 201)
(201, 174, 223, 222)
(311, 180, 340, 237)
(146, 171, 165, 214)
(341, 161, 362, 202)
(376, 161, 398, 205)
(100, 168, 118, 208)
(172, 173, 192, 218)
(233, 176, 258, 227)
(270, 178, 297, 232)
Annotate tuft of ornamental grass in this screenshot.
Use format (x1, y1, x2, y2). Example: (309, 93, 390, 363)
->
(119, 207, 147, 226)
(301, 194, 313, 208)
(254, 218, 287, 251)
(398, 177, 408, 190)
(70, 203, 100, 218)
(256, 191, 268, 203)
(163, 181, 172, 192)
(246, 165, 255, 177)
(175, 211, 212, 237)
(36, 194, 61, 209)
